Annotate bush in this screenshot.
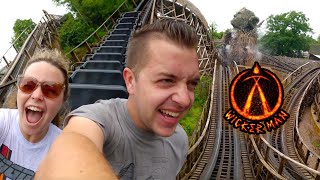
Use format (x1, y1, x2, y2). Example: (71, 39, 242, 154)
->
(59, 13, 95, 51)
(180, 76, 212, 137)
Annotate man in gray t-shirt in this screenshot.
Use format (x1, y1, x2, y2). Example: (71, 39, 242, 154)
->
(36, 19, 200, 180)
(66, 98, 188, 179)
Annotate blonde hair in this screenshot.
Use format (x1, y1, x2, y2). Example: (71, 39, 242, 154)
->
(12, 48, 70, 128)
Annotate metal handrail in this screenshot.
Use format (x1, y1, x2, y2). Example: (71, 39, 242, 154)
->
(0, 24, 35, 68)
(65, 0, 129, 55)
(282, 62, 310, 84)
(64, 0, 142, 67)
(233, 60, 239, 74)
(0, 22, 42, 85)
(295, 72, 320, 171)
(188, 59, 216, 154)
(250, 135, 287, 179)
(258, 135, 320, 175)
(139, 0, 154, 26)
(149, 0, 156, 24)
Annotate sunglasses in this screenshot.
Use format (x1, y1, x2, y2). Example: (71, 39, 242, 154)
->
(17, 76, 65, 99)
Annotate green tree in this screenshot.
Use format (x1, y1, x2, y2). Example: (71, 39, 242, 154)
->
(259, 11, 313, 58)
(58, 13, 95, 50)
(11, 19, 36, 50)
(208, 22, 223, 40)
(316, 35, 320, 43)
(52, 0, 129, 27)
(52, 0, 136, 54)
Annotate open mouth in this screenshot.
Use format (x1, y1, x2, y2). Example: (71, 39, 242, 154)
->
(26, 106, 44, 124)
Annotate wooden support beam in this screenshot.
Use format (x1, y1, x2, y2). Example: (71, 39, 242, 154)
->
(2, 56, 10, 67)
(278, 157, 286, 175)
(304, 150, 311, 164)
(71, 51, 80, 62)
(131, 0, 137, 6)
(95, 32, 100, 42)
(32, 34, 41, 48)
(85, 42, 92, 53)
(24, 49, 31, 59)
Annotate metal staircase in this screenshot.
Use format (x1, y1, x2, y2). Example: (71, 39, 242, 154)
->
(68, 11, 141, 110)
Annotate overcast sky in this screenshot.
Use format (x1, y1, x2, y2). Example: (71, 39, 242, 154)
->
(1, 0, 319, 59)
(0, 0, 67, 61)
(188, 0, 320, 38)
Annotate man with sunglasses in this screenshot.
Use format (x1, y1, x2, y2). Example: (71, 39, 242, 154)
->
(0, 49, 69, 180)
(36, 19, 200, 179)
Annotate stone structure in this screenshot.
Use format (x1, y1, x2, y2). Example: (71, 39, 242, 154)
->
(231, 7, 260, 32)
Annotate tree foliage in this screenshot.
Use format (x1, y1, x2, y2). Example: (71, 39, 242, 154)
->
(52, 0, 135, 53)
(316, 35, 320, 44)
(52, 0, 126, 27)
(58, 13, 95, 50)
(180, 76, 212, 137)
(259, 11, 313, 58)
(208, 22, 223, 40)
(11, 19, 36, 50)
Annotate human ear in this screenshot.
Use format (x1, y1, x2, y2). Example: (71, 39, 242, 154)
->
(123, 67, 135, 94)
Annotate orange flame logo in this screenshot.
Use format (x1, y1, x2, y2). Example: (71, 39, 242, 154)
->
(225, 62, 289, 134)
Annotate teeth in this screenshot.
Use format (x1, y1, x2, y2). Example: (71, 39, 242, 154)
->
(27, 106, 43, 112)
(161, 110, 179, 117)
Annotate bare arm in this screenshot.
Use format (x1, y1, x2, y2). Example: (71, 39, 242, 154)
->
(35, 116, 118, 180)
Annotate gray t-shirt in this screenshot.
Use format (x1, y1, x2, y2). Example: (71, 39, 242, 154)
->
(66, 98, 188, 180)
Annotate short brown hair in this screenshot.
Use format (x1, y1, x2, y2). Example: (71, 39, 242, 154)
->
(127, 19, 198, 76)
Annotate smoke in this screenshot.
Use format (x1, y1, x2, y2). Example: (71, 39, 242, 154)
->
(220, 29, 262, 67)
(218, 7, 264, 67)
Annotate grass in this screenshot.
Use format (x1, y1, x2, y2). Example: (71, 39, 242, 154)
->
(180, 76, 212, 137)
(313, 140, 320, 149)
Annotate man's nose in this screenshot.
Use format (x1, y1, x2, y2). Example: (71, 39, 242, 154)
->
(172, 85, 192, 108)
